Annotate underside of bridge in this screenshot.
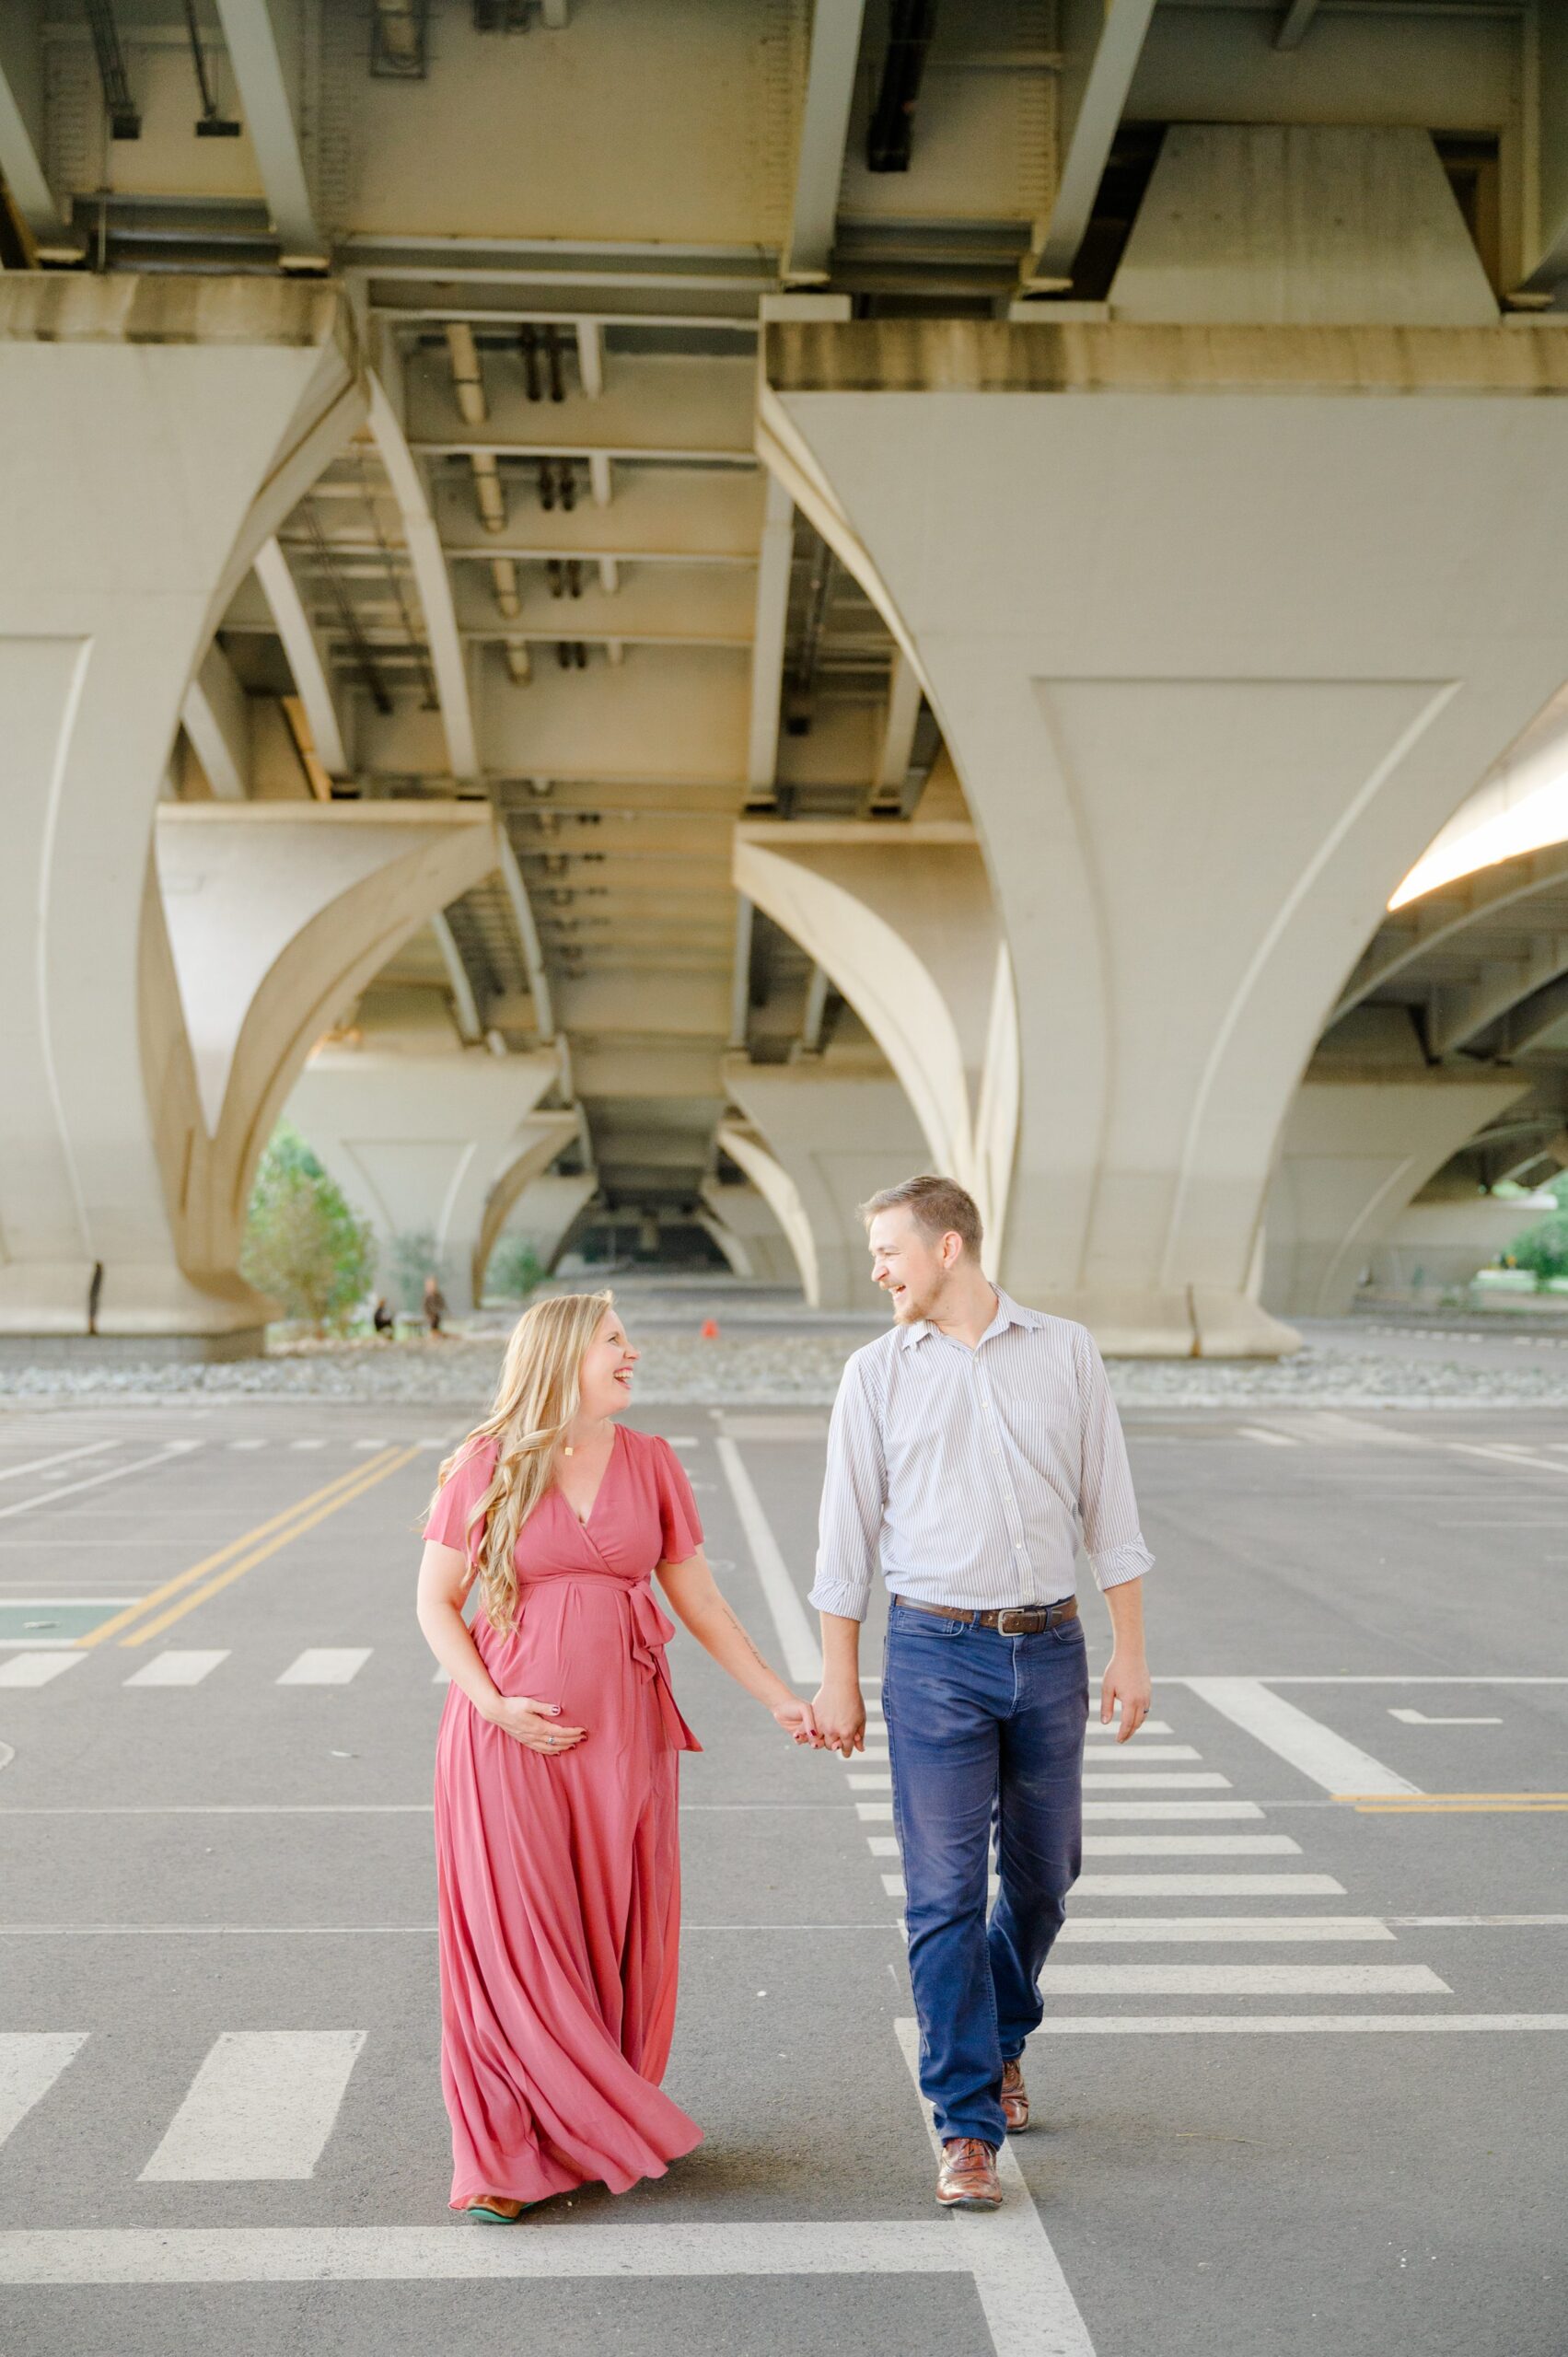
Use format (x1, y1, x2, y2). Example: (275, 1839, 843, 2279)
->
(5, 0, 1568, 1352)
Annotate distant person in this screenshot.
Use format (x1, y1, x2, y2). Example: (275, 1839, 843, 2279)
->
(809, 1174, 1154, 2214)
(372, 1296, 395, 1341)
(423, 1275, 447, 1336)
(414, 1291, 819, 2220)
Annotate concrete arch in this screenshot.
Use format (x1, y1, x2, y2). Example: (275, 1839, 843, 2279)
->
(761, 295, 1568, 1353)
(714, 1120, 820, 1306)
(722, 1047, 928, 1312)
(473, 1111, 583, 1302)
(731, 827, 1017, 1260)
(0, 275, 366, 1347)
(1264, 1065, 1532, 1318)
(697, 1180, 802, 1289)
(287, 1044, 563, 1318)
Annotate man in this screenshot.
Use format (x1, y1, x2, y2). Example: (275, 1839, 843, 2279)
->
(810, 1174, 1153, 2212)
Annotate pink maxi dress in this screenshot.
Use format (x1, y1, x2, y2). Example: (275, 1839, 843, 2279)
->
(424, 1422, 705, 2210)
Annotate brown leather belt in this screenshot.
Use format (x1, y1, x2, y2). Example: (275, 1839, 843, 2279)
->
(893, 1595, 1078, 1636)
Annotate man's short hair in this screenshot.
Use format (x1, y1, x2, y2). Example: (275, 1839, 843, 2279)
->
(859, 1173, 982, 1257)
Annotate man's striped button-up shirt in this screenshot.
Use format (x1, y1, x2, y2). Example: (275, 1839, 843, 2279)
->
(809, 1286, 1153, 1622)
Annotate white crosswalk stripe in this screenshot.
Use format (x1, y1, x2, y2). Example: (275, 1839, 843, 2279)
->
(1076, 1873, 1346, 1897)
(123, 1651, 229, 1689)
(139, 2032, 366, 2182)
(0, 2036, 87, 2149)
(1075, 1835, 1302, 1856)
(0, 1654, 85, 1688)
(1039, 1964, 1449, 1995)
(277, 1649, 373, 1687)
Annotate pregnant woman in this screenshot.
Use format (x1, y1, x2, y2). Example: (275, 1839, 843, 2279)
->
(415, 1289, 817, 2220)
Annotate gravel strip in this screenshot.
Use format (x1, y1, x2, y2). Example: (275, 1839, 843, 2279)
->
(10, 1329, 1568, 1411)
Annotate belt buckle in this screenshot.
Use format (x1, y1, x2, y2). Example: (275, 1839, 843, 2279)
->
(997, 1607, 1046, 1636)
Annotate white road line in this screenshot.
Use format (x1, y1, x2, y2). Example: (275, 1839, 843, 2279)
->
(1238, 1426, 1297, 1446)
(714, 1437, 821, 1683)
(855, 1801, 892, 1819)
(123, 1652, 230, 1689)
(1074, 1874, 1346, 1896)
(1053, 1917, 1397, 1945)
(0, 1443, 199, 1526)
(291, 1440, 327, 1450)
(1071, 1745, 1202, 1762)
(1034, 2016, 1568, 2035)
(352, 1439, 389, 1452)
(1185, 1678, 1420, 1796)
(1174, 1677, 1568, 1685)
(893, 2018, 1095, 2357)
(1086, 1719, 1173, 1736)
(1390, 1915, 1568, 1928)
(0, 1654, 85, 1688)
(0, 2035, 87, 2148)
(1084, 1773, 1232, 1789)
(276, 1649, 373, 1687)
(139, 2032, 366, 2181)
(1077, 1835, 1302, 1856)
(0, 1441, 118, 1488)
(227, 1440, 266, 1452)
(1388, 1708, 1502, 1725)
(847, 1772, 891, 1789)
(0, 2218, 1094, 2303)
(1039, 1964, 1449, 1994)
(1083, 1802, 1265, 1820)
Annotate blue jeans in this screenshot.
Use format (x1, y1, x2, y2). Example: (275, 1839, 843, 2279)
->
(883, 1600, 1088, 2146)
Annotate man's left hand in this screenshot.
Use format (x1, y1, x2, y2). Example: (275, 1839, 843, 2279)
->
(1100, 1650, 1152, 1743)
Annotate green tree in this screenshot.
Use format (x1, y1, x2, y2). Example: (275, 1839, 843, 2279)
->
(1504, 1210, 1568, 1283)
(240, 1125, 376, 1333)
(486, 1237, 545, 1303)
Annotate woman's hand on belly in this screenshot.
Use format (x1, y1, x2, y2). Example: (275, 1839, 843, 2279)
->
(481, 1692, 587, 1754)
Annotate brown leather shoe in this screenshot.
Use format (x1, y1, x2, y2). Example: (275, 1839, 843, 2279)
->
(936, 2137, 1003, 2211)
(1001, 2057, 1030, 2134)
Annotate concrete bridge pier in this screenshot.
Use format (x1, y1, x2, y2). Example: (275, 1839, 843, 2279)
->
(732, 819, 1017, 1275)
(1263, 1050, 1532, 1318)
(0, 274, 366, 1353)
(761, 137, 1568, 1353)
(287, 1049, 567, 1318)
(720, 1044, 927, 1311)
(696, 1180, 801, 1288)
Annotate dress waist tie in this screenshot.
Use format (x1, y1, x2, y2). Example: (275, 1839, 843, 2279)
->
(627, 1576, 703, 1754)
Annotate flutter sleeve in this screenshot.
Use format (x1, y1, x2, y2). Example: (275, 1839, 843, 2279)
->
(651, 1434, 704, 1564)
(422, 1434, 499, 1562)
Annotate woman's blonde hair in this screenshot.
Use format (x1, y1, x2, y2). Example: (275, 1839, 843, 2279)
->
(427, 1289, 615, 1635)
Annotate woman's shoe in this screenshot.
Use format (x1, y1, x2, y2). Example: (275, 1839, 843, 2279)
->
(463, 2196, 526, 2223)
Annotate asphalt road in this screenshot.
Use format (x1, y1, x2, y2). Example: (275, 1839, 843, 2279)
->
(0, 1387, 1563, 2357)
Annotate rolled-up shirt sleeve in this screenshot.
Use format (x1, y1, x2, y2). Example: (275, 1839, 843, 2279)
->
(1075, 1328, 1154, 1592)
(808, 1352, 887, 1621)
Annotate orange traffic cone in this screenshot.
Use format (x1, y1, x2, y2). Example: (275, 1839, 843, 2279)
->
(700, 1318, 720, 1341)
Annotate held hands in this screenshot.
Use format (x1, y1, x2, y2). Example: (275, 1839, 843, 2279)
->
(486, 1693, 587, 1754)
(810, 1678, 865, 1760)
(1099, 1648, 1152, 1744)
(772, 1696, 824, 1747)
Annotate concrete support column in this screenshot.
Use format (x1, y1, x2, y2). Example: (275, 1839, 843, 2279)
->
(286, 1048, 563, 1316)
(732, 821, 1017, 1265)
(0, 276, 365, 1350)
(1262, 1062, 1531, 1318)
(761, 274, 1568, 1351)
(721, 1043, 927, 1310)
(496, 1172, 601, 1277)
(696, 1180, 801, 1288)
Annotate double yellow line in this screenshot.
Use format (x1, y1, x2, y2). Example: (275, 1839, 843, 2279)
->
(79, 1446, 424, 1651)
